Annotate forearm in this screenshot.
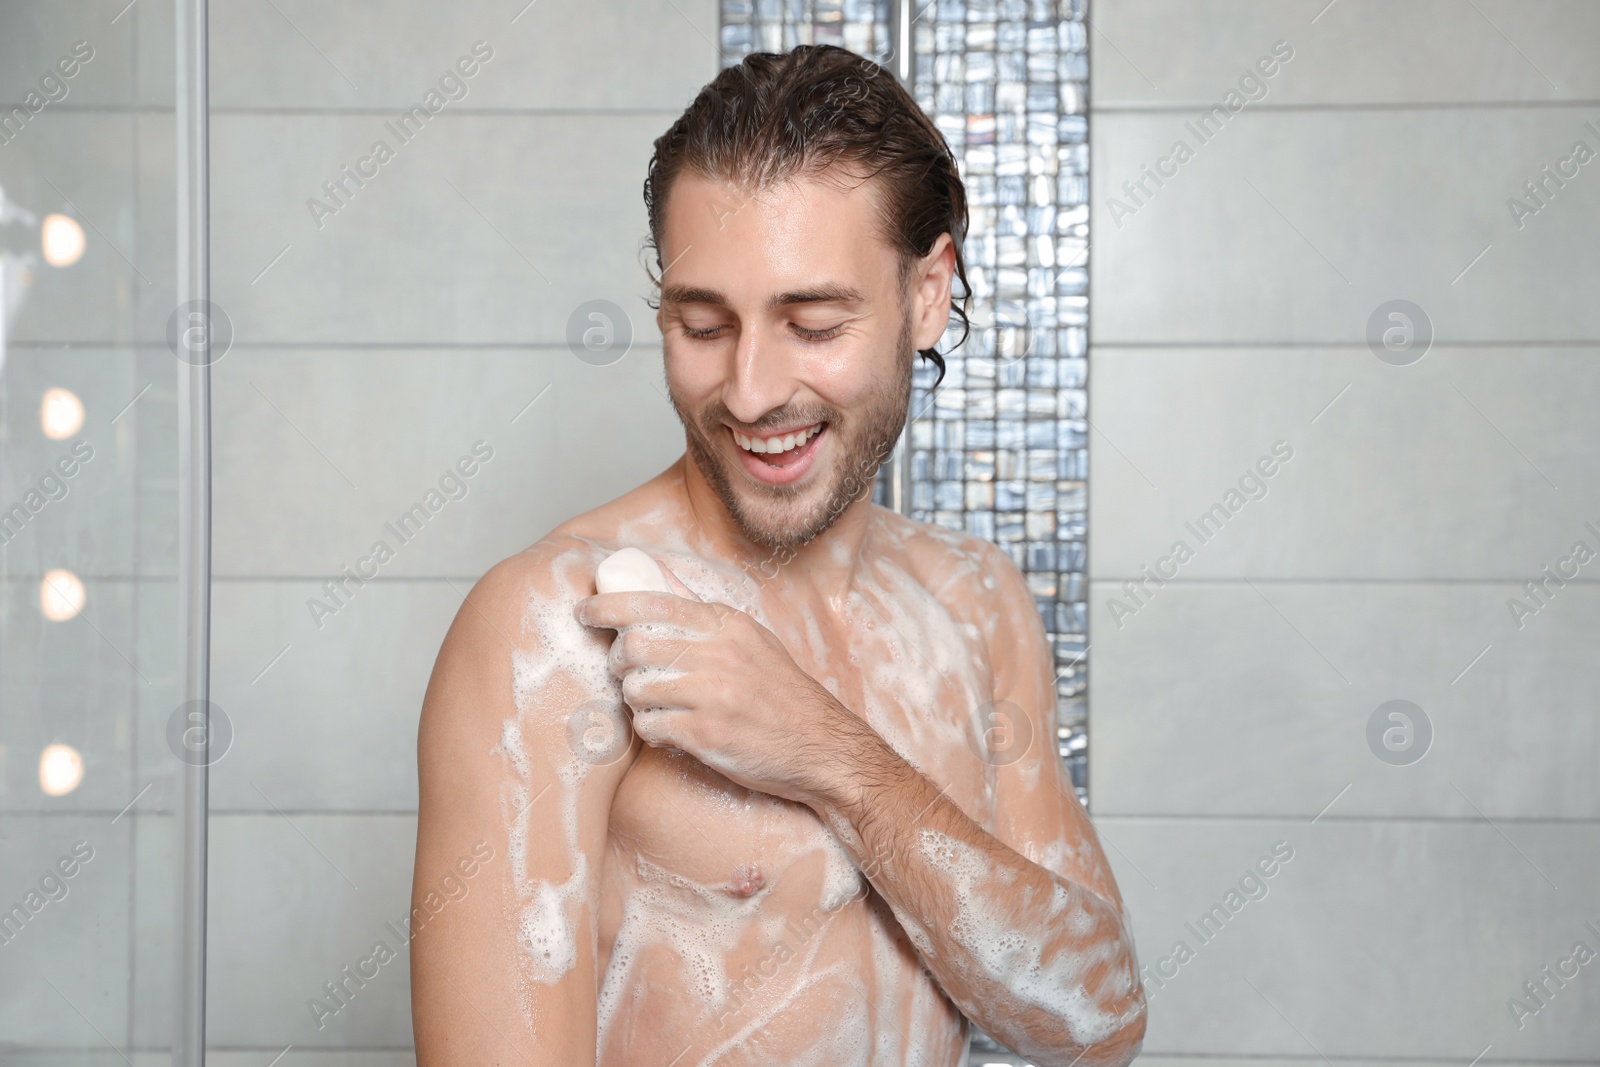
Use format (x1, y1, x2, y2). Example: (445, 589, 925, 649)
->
(805, 712, 1146, 1067)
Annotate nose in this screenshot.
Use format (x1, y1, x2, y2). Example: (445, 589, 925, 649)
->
(723, 321, 797, 427)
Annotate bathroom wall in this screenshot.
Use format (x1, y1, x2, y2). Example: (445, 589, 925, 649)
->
(1087, 1, 1600, 1061)
(163, 0, 709, 1059)
(0, 0, 180, 1060)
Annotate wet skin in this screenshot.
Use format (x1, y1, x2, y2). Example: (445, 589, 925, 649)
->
(411, 169, 1146, 1066)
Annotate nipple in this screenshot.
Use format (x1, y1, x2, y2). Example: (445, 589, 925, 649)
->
(724, 864, 766, 898)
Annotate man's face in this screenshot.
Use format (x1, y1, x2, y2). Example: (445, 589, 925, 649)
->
(656, 170, 949, 553)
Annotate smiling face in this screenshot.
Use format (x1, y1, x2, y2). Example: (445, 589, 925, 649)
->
(656, 169, 953, 553)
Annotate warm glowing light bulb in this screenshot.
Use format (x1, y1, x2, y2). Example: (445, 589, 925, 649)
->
(40, 569, 86, 621)
(40, 743, 85, 797)
(40, 387, 85, 439)
(40, 213, 86, 267)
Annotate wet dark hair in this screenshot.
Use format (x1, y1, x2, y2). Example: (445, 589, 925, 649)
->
(643, 44, 969, 388)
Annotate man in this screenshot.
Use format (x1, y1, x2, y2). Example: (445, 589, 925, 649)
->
(412, 45, 1145, 1067)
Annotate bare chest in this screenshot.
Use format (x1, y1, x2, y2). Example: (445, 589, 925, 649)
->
(600, 574, 997, 932)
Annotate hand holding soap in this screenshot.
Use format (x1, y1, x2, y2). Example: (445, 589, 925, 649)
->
(594, 547, 673, 595)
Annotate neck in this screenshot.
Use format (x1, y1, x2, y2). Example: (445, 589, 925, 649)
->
(671, 452, 878, 603)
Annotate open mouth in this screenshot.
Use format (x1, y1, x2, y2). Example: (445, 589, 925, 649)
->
(729, 421, 828, 485)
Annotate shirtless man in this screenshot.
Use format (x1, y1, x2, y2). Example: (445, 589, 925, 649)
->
(411, 45, 1146, 1067)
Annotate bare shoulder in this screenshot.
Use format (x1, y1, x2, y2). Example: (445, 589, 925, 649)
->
(869, 504, 1036, 639)
(447, 467, 687, 659)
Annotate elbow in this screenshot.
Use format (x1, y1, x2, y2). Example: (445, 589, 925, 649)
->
(1069, 995, 1147, 1067)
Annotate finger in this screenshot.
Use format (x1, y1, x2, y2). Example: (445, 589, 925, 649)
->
(607, 627, 695, 677)
(655, 560, 702, 602)
(631, 707, 690, 749)
(578, 590, 695, 630)
(621, 664, 688, 708)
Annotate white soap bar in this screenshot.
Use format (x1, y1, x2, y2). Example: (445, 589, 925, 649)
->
(595, 547, 672, 594)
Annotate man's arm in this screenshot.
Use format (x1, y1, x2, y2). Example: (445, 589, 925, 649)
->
(576, 540, 1148, 1064)
(411, 544, 635, 1065)
(806, 542, 1147, 1067)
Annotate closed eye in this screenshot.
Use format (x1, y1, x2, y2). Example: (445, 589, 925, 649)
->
(681, 322, 844, 341)
(793, 323, 844, 341)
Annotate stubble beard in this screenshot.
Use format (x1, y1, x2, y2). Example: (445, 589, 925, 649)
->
(670, 311, 914, 554)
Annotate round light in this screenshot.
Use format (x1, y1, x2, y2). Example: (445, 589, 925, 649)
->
(40, 743, 85, 797)
(40, 387, 85, 439)
(41, 213, 86, 268)
(40, 569, 86, 621)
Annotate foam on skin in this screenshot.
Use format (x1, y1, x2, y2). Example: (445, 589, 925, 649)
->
(915, 827, 1129, 1050)
(494, 545, 622, 1028)
(485, 492, 1129, 1064)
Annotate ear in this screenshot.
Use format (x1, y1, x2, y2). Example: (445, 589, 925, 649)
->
(909, 232, 956, 352)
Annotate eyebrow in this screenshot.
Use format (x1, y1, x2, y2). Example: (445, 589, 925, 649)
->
(659, 282, 867, 313)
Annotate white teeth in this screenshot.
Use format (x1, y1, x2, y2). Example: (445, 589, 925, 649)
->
(735, 423, 821, 455)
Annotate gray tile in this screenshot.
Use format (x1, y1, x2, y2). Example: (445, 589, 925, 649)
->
(202, 813, 418, 1047)
(209, 347, 683, 578)
(0, 347, 140, 578)
(1087, 346, 1599, 580)
(204, 579, 459, 812)
(1098, 816, 1600, 1060)
(137, 0, 717, 111)
(1088, 581, 1600, 820)
(0, 112, 141, 345)
(131, 577, 180, 818)
(0, 2, 135, 109)
(172, 111, 666, 347)
(204, 1055, 415, 1067)
(0, 578, 139, 814)
(131, 110, 178, 360)
(0, 815, 132, 1049)
(1092, 0, 1600, 107)
(129, 812, 177, 1050)
(132, 344, 180, 580)
(1090, 107, 1600, 343)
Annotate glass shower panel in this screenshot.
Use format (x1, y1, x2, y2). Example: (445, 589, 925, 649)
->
(0, 0, 183, 1059)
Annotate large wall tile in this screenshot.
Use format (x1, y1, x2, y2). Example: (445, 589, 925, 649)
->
(1092, 0, 1600, 107)
(184, 112, 668, 347)
(1088, 346, 1598, 580)
(1, 577, 138, 814)
(0, 815, 131, 1048)
(0, 0, 134, 108)
(138, 0, 717, 111)
(130, 812, 177, 1049)
(1, 347, 139, 578)
(1088, 581, 1599, 820)
(204, 579, 460, 812)
(1098, 817, 1599, 1060)
(202, 813, 419, 1047)
(209, 346, 682, 578)
(1090, 107, 1600, 344)
(0, 113, 140, 345)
